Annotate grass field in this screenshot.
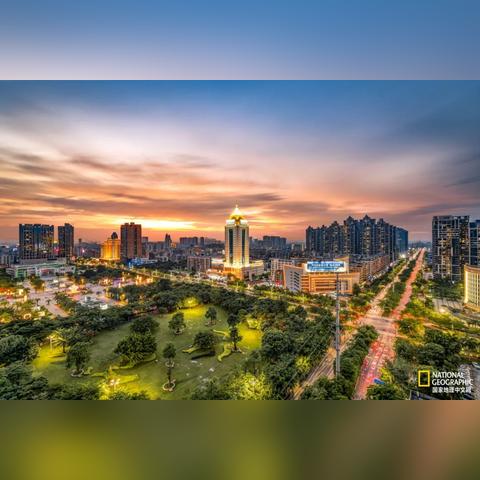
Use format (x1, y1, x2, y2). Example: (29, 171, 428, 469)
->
(32, 305, 261, 399)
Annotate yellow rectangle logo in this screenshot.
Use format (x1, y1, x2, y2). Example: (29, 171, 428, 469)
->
(418, 370, 430, 387)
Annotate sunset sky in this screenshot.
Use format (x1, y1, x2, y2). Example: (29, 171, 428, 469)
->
(0, 81, 479, 242)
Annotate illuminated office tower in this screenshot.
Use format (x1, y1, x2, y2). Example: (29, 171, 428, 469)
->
(224, 205, 250, 268)
(101, 232, 120, 261)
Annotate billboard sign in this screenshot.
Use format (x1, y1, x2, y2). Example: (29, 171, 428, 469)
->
(305, 261, 346, 273)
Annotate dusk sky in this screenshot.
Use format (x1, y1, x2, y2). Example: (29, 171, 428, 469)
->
(1, 1, 479, 79)
(0, 81, 479, 242)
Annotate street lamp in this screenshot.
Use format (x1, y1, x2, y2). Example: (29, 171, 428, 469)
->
(333, 264, 347, 378)
(335, 271, 341, 377)
(109, 378, 120, 392)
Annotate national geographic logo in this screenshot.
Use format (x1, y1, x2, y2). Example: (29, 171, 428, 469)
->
(417, 368, 473, 395)
(417, 370, 430, 387)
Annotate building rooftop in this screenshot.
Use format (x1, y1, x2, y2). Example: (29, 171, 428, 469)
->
(227, 205, 248, 226)
(229, 204, 244, 219)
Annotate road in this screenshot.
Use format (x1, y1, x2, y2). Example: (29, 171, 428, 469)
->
(354, 248, 425, 399)
(292, 330, 352, 399)
(292, 259, 410, 400)
(392, 249, 425, 321)
(293, 250, 424, 400)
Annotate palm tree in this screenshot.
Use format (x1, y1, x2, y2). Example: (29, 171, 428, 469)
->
(205, 306, 217, 326)
(66, 342, 90, 375)
(169, 312, 186, 335)
(51, 327, 78, 353)
(229, 326, 242, 352)
(245, 350, 262, 375)
(163, 343, 176, 390)
(50, 330, 67, 353)
(227, 313, 239, 329)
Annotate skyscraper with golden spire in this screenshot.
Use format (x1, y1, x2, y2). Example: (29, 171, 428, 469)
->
(224, 205, 250, 269)
(222, 205, 264, 280)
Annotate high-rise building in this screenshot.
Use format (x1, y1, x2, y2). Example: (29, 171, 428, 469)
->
(101, 232, 120, 261)
(58, 223, 74, 259)
(396, 227, 409, 254)
(120, 222, 142, 261)
(469, 220, 480, 266)
(343, 216, 359, 256)
(222, 205, 264, 279)
(203, 237, 222, 245)
(19, 224, 54, 262)
(144, 241, 165, 256)
(262, 236, 287, 250)
(225, 205, 249, 268)
(389, 224, 398, 260)
(359, 215, 376, 256)
(375, 219, 398, 262)
(306, 226, 315, 254)
(325, 221, 344, 256)
(306, 225, 326, 256)
(164, 233, 172, 250)
(432, 215, 470, 282)
(179, 237, 199, 248)
(306, 215, 406, 262)
(464, 264, 480, 311)
(375, 219, 390, 257)
(141, 236, 149, 257)
(187, 255, 212, 273)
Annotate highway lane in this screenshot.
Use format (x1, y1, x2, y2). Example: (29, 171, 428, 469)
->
(354, 248, 425, 399)
(293, 260, 406, 399)
(293, 251, 423, 400)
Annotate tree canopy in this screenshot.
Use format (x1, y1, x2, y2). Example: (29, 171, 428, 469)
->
(0, 335, 38, 366)
(114, 332, 157, 365)
(66, 342, 91, 375)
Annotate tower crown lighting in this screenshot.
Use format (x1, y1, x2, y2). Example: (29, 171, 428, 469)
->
(227, 204, 248, 227)
(229, 204, 245, 222)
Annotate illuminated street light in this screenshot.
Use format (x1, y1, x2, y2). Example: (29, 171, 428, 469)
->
(109, 378, 120, 391)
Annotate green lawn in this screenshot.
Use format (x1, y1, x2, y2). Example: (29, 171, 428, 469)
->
(32, 305, 261, 399)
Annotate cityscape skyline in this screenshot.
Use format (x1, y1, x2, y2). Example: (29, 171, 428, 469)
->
(1, 81, 480, 242)
(3, 212, 414, 247)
